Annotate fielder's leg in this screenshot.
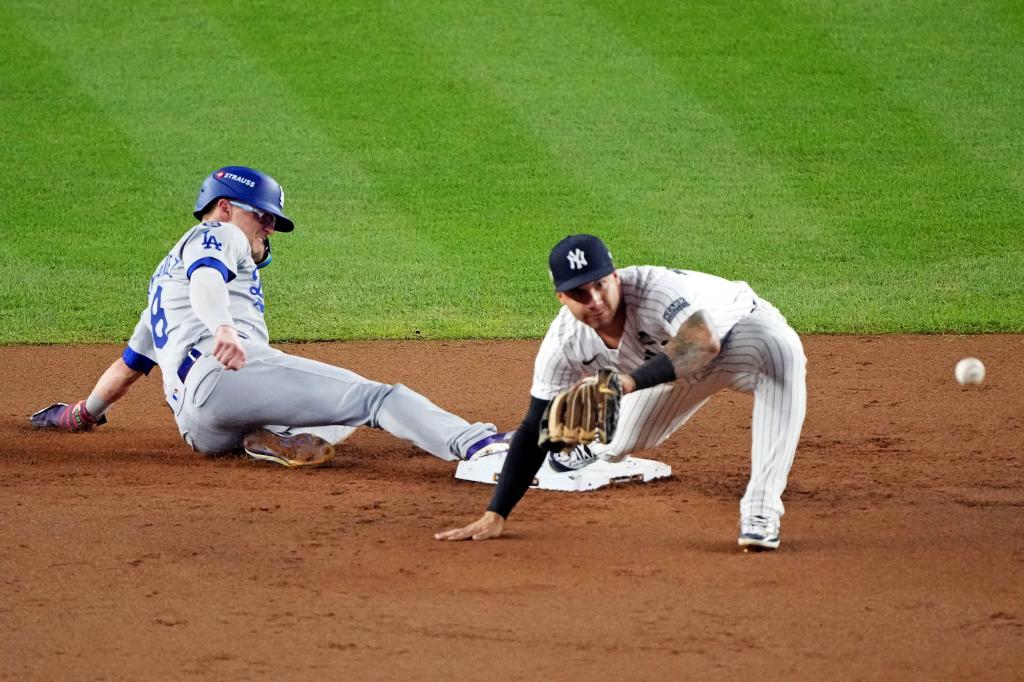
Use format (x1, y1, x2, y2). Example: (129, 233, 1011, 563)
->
(587, 306, 806, 526)
(726, 311, 807, 522)
(586, 366, 736, 461)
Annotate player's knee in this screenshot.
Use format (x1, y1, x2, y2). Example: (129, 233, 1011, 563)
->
(366, 382, 411, 428)
(760, 329, 805, 381)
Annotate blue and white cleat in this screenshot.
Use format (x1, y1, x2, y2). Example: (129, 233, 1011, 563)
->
(738, 515, 781, 551)
(547, 444, 600, 472)
(464, 431, 514, 460)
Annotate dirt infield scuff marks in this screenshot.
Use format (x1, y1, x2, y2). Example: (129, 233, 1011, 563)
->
(1, 337, 1023, 679)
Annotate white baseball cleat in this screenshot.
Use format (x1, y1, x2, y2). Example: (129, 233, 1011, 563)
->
(738, 515, 781, 551)
(547, 444, 600, 472)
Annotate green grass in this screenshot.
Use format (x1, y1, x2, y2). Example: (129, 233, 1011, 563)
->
(1, 0, 1022, 343)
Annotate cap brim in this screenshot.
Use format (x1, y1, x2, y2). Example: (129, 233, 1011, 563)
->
(554, 264, 615, 292)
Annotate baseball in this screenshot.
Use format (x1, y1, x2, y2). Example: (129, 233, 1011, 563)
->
(954, 357, 985, 386)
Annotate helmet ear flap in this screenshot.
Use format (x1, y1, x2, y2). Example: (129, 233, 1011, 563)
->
(194, 196, 224, 221)
(193, 173, 228, 221)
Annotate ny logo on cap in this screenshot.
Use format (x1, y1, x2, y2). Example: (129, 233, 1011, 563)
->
(567, 248, 587, 270)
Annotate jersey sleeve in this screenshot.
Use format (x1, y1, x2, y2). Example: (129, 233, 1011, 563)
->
(648, 268, 755, 340)
(122, 313, 157, 375)
(530, 323, 581, 400)
(180, 222, 250, 283)
(486, 397, 550, 518)
(638, 268, 698, 337)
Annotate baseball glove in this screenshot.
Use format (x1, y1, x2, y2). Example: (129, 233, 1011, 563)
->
(539, 369, 622, 452)
(30, 401, 107, 432)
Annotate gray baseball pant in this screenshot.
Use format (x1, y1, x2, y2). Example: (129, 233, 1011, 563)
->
(171, 342, 494, 460)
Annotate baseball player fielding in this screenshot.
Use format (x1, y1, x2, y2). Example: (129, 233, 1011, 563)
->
(436, 234, 806, 551)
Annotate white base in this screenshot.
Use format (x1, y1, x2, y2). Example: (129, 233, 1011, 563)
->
(455, 451, 672, 492)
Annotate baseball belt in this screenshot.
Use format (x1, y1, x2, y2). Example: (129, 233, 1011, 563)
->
(176, 347, 203, 383)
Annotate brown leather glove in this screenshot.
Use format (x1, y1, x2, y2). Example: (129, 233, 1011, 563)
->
(539, 369, 621, 452)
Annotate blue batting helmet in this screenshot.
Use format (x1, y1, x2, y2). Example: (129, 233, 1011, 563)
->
(193, 166, 294, 232)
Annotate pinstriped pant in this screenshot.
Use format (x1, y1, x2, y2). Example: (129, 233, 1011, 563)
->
(593, 302, 807, 520)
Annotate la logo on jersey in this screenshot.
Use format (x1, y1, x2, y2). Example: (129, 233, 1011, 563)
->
(202, 229, 223, 251)
(567, 248, 587, 270)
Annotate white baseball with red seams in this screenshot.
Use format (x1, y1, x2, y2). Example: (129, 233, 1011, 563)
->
(955, 357, 985, 385)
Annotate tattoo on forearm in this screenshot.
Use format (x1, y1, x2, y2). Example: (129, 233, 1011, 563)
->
(666, 310, 720, 378)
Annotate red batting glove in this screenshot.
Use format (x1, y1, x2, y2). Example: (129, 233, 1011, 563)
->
(30, 400, 106, 432)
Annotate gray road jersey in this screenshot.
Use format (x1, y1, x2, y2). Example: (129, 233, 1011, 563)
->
(116, 222, 497, 462)
(125, 221, 269, 403)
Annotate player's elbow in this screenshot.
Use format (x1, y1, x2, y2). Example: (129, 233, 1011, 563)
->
(704, 336, 722, 358)
(112, 357, 145, 380)
(689, 311, 721, 357)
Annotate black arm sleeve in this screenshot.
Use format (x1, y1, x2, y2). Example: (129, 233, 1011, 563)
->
(629, 351, 677, 391)
(486, 396, 551, 519)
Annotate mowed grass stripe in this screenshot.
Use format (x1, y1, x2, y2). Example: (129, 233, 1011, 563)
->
(4, 0, 598, 341)
(0, 7, 167, 343)
(815, 0, 1024, 328)
(391, 2, 832, 301)
(594, 0, 1024, 331)
(1, 1, 1021, 343)
(203, 1, 625, 338)
(0, 1, 464, 341)
(0, 3, 264, 343)
(825, 0, 1024, 172)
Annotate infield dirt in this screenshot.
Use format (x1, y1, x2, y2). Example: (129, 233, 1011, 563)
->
(1, 337, 1022, 680)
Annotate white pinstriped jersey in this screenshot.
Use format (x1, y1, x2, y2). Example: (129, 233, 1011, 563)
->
(531, 266, 758, 400)
(125, 221, 269, 401)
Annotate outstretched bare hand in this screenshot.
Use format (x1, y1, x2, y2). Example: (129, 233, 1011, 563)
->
(434, 511, 505, 541)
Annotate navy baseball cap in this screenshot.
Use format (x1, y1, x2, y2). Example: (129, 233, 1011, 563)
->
(548, 234, 616, 292)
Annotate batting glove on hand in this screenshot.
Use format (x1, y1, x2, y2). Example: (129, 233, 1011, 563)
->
(30, 400, 107, 432)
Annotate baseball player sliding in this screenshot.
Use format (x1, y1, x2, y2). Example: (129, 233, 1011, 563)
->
(30, 166, 511, 466)
(436, 234, 807, 550)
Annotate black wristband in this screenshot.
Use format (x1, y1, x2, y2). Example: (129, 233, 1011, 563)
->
(629, 352, 676, 391)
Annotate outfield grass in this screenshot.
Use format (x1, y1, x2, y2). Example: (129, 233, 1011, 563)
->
(1, 0, 1021, 343)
